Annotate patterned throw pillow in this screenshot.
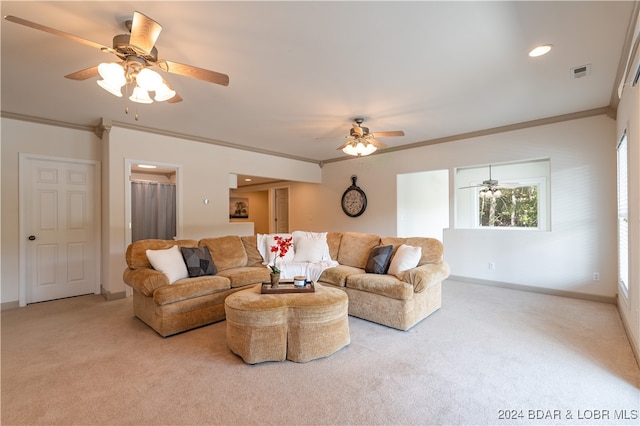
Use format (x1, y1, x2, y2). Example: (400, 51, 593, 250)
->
(365, 245, 394, 274)
(180, 247, 217, 277)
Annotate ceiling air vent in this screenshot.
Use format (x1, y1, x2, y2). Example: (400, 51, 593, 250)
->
(570, 64, 591, 79)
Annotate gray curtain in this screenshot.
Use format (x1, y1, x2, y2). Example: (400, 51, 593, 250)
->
(131, 182, 177, 241)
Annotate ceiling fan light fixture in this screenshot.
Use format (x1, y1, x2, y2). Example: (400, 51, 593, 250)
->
(129, 86, 153, 104)
(98, 62, 126, 85)
(343, 140, 377, 156)
(136, 67, 163, 91)
(97, 79, 124, 97)
(97, 62, 126, 96)
(153, 81, 176, 102)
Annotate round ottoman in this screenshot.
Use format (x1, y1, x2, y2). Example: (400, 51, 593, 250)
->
(224, 283, 350, 363)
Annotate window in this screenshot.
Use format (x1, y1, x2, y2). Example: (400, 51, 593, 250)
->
(456, 159, 550, 230)
(617, 133, 629, 296)
(476, 180, 541, 228)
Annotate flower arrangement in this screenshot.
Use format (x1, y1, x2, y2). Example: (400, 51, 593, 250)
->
(268, 235, 293, 274)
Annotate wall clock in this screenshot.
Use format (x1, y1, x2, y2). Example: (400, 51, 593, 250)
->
(341, 175, 367, 217)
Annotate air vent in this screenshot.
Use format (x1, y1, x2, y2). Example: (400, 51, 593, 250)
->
(570, 64, 591, 79)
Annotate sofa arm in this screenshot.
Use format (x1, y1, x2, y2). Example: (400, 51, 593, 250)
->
(123, 267, 169, 297)
(403, 262, 450, 293)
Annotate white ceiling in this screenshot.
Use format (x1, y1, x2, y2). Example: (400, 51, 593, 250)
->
(1, 1, 636, 163)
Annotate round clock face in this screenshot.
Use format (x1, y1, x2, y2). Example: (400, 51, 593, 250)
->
(341, 188, 367, 217)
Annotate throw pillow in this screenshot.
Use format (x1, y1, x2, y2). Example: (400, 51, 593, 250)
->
(387, 244, 422, 279)
(365, 245, 394, 274)
(146, 245, 189, 284)
(292, 231, 331, 261)
(293, 237, 327, 262)
(180, 246, 217, 277)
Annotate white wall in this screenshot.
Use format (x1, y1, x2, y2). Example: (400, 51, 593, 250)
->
(311, 115, 617, 300)
(397, 169, 449, 241)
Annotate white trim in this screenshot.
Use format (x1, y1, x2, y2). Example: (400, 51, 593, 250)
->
(18, 153, 101, 307)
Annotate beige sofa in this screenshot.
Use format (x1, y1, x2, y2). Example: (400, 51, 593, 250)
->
(319, 232, 449, 331)
(122, 232, 449, 336)
(123, 235, 268, 337)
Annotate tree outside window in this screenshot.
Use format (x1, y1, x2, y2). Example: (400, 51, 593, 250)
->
(478, 185, 538, 228)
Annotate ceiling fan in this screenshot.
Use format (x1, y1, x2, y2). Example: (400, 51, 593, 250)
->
(337, 118, 405, 156)
(3, 12, 229, 106)
(459, 165, 507, 198)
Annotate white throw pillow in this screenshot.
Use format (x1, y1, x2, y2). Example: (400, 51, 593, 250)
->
(146, 245, 189, 284)
(292, 230, 331, 261)
(293, 237, 326, 262)
(387, 244, 422, 279)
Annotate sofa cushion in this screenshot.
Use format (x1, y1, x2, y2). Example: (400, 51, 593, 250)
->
(214, 266, 271, 288)
(365, 245, 393, 274)
(180, 246, 217, 277)
(200, 236, 247, 271)
(318, 265, 364, 287)
(345, 274, 414, 300)
(326, 232, 343, 261)
(146, 245, 189, 284)
(241, 235, 264, 267)
(388, 244, 422, 279)
(153, 275, 231, 305)
(126, 239, 198, 269)
(337, 232, 381, 268)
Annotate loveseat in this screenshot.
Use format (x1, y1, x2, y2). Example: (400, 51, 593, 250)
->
(318, 232, 449, 331)
(122, 231, 449, 336)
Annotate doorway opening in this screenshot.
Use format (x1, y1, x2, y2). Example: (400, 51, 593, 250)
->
(124, 160, 182, 245)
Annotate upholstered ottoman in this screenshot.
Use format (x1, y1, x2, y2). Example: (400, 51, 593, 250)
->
(224, 283, 350, 363)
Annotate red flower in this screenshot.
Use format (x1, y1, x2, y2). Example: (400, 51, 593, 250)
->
(269, 236, 292, 274)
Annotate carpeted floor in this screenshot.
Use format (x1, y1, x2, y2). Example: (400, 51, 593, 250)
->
(1, 279, 639, 425)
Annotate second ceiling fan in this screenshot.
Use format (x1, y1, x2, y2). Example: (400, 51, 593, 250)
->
(338, 118, 405, 156)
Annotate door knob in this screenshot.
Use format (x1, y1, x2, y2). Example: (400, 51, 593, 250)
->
(28, 235, 36, 241)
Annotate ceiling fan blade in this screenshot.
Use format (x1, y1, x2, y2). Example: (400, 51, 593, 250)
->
(3, 15, 112, 52)
(129, 11, 162, 56)
(352, 124, 364, 136)
(158, 60, 229, 86)
(372, 130, 405, 137)
(459, 184, 485, 189)
(336, 140, 353, 151)
(64, 65, 100, 80)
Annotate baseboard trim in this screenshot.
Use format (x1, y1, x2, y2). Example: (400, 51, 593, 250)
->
(618, 305, 640, 369)
(447, 275, 617, 305)
(100, 286, 127, 301)
(1, 300, 20, 311)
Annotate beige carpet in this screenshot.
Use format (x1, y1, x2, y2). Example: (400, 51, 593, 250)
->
(2, 279, 639, 425)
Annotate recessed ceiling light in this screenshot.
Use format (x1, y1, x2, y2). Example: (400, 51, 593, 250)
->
(137, 164, 157, 169)
(244, 178, 252, 182)
(529, 44, 552, 57)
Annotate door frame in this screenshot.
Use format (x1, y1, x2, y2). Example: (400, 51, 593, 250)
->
(18, 153, 101, 307)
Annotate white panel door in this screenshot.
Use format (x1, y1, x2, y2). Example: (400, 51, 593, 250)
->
(23, 157, 98, 303)
(275, 188, 289, 233)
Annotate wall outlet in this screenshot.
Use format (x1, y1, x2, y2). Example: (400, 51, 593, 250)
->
(592, 272, 600, 281)
(489, 261, 496, 270)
